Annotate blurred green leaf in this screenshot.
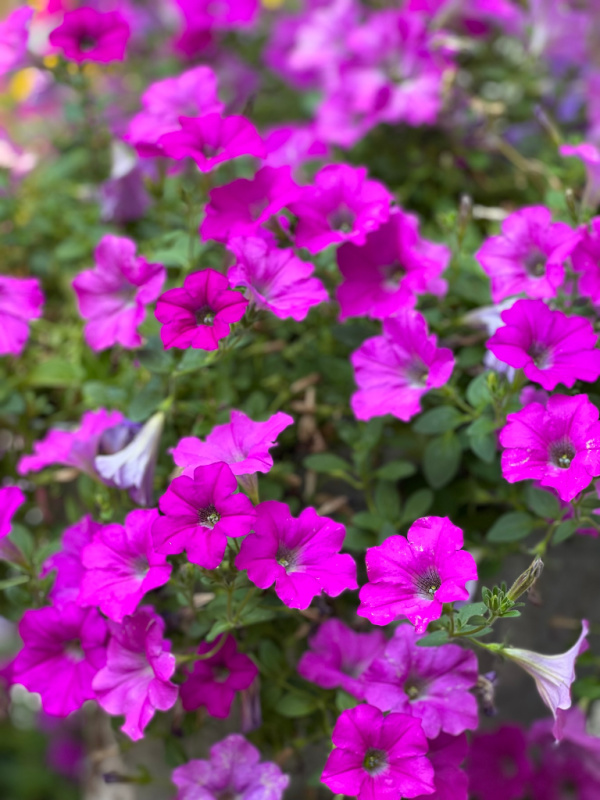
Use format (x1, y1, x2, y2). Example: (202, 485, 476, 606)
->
(414, 406, 464, 434)
(487, 512, 535, 542)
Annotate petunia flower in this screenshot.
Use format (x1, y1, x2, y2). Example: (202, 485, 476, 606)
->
(264, 124, 329, 169)
(235, 500, 357, 610)
(571, 216, 600, 305)
(486, 298, 600, 390)
(467, 725, 533, 800)
(0, 275, 44, 356)
(12, 604, 107, 717)
(414, 733, 469, 800)
(362, 624, 479, 738)
(42, 515, 101, 608)
(49, 8, 131, 63)
(560, 142, 600, 209)
(0, 6, 33, 76)
(499, 394, 600, 502)
(321, 704, 435, 800)
(350, 310, 455, 422)
(155, 269, 248, 351)
(227, 235, 329, 321)
(93, 606, 178, 741)
(0, 486, 25, 540)
(180, 635, 258, 718)
(72, 235, 165, 352)
(176, 0, 260, 32)
(358, 516, 478, 633)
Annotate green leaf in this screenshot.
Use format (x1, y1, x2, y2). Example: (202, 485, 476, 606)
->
(303, 453, 352, 474)
(335, 690, 360, 711)
(277, 692, 318, 718)
(466, 373, 492, 408)
(0, 575, 30, 591)
(137, 337, 174, 375)
(487, 511, 535, 543)
(343, 526, 374, 552)
(375, 461, 417, 481)
(401, 489, 434, 523)
(552, 518, 580, 545)
(423, 433, 462, 489)
(374, 480, 401, 522)
(127, 377, 164, 423)
(413, 406, 464, 434)
(175, 348, 217, 375)
(205, 619, 234, 642)
(526, 485, 560, 519)
(416, 630, 450, 647)
(352, 512, 383, 532)
(466, 416, 497, 463)
(456, 602, 488, 626)
(28, 358, 84, 388)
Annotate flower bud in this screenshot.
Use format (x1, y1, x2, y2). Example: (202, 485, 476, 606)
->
(506, 555, 543, 603)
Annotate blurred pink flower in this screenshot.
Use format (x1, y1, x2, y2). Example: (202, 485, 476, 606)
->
(0, 6, 33, 76)
(0, 275, 44, 356)
(49, 8, 130, 63)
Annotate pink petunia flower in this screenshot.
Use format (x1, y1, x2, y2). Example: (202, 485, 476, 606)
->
(475, 206, 581, 302)
(336, 208, 450, 321)
(499, 394, 600, 502)
(73, 235, 165, 352)
(321, 704, 435, 800)
(571, 216, 600, 304)
(350, 310, 455, 422)
(155, 269, 248, 351)
(227, 236, 329, 321)
(42, 515, 100, 608)
(0, 6, 33, 76)
(175, 0, 260, 32)
(467, 725, 533, 800)
(12, 604, 107, 717)
(0, 275, 44, 356)
(264, 124, 329, 170)
(358, 516, 478, 633)
(414, 733, 469, 800)
(180, 635, 258, 718)
(200, 166, 302, 244)
(172, 734, 289, 800)
(560, 142, 600, 209)
(49, 8, 130, 63)
(152, 462, 255, 569)
(362, 624, 479, 738)
(486, 298, 600, 390)
(235, 500, 357, 610)
(297, 618, 386, 698)
(288, 164, 392, 253)
(158, 114, 265, 171)
(0, 486, 25, 540)
(78, 509, 171, 623)
(93, 606, 178, 741)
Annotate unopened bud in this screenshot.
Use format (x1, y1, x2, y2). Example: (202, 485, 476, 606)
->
(506, 556, 544, 603)
(457, 194, 472, 246)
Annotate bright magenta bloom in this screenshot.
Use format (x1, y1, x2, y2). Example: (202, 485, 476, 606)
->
(176, 0, 260, 32)
(571, 217, 600, 304)
(0, 6, 33, 76)
(93, 606, 178, 741)
(227, 236, 329, 321)
(78, 509, 171, 623)
(414, 733, 468, 800)
(49, 8, 130, 63)
(42, 515, 100, 608)
(358, 516, 478, 633)
(235, 501, 357, 609)
(0, 275, 44, 356)
(467, 725, 533, 800)
(350, 310, 454, 422)
(12, 604, 107, 717)
(155, 269, 248, 351)
(486, 299, 600, 390)
(152, 463, 255, 569)
(500, 394, 600, 502)
(321, 704, 435, 800)
(73, 235, 165, 351)
(0, 486, 25, 540)
(180, 635, 258, 718)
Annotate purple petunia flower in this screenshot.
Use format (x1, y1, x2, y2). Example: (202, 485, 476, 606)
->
(155, 269, 248, 351)
(49, 8, 131, 63)
(78, 509, 171, 623)
(350, 310, 455, 422)
(42, 515, 100, 608)
(0, 486, 25, 540)
(153, 462, 255, 569)
(264, 124, 329, 170)
(362, 624, 479, 738)
(227, 235, 329, 321)
(358, 516, 478, 633)
(235, 500, 357, 610)
(93, 606, 178, 741)
(0, 6, 33, 76)
(72, 235, 165, 352)
(475, 206, 581, 302)
(176, 0, 260, 33)
(180, 635, 258, 718)
(0, 274, 44, 356)
(467, 725, 533, 800)
(414, 733, 469, 800)
(571, 217, 600, 305)
(12, 604, 107, 717)
(486, 299, 600, 390)
(499, 394, 600, 502)
(297, 618, 386, 698)
(288, 164, 392, 253)
(321, 704, 435, 800)
(172, 734, 289, 800)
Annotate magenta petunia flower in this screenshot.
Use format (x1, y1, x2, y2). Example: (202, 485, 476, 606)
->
(467, 725, 533, 800)
(155, 269, 247, 351)
(350, 310, 455, 423)
(0, 6, 33, 76)
(93, 606, 178, 741)
(362, 624, 479, 738)
(321, 704, 435, 800)
(49, 8, 130, 63)
(560, 142, 600, 209)
(0, 486, 25, 540)
(172, 734, 289, 800)
(571, 217, 600, 305)
(227, 236, 329, 321)
(288, 164, 392, 253)
(336, 208, 450, 321)
(42, 515, 100, 608)
(499, 394, 600, 502)
(235, 501, 357, 610)
(153, 462, 255, 569)
(73, 235, 165, 352)
(414, 733, 469, 800)
(12, 604, 107, 717)
(475, 206, 581, 302)
(176, 0, 260, 32)
(172, 409, 293, 477)
(297, 618, 386, 698)
(200, 166, 302, 243)
(486, 299, 600, 390)
(158, 114, 265, 171)
(358, 516, 478, 633)
(180, 635, 258, 718)
(78, 509, 171, 623)
(264, 124, 329, 169)
(0, 274, 44, 356)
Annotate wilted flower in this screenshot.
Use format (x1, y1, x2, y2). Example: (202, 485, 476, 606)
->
(49, 8, 131, 63)
(0, 275, 44, 356)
